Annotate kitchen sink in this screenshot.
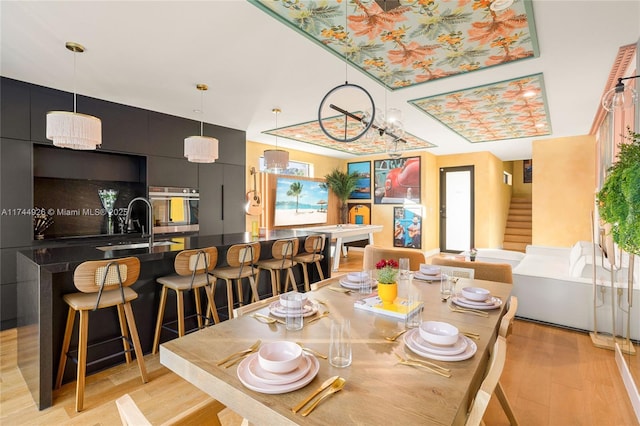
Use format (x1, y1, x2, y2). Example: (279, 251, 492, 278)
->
(96, 240, 176, 251)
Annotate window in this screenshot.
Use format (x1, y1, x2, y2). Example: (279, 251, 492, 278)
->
(259, 157, 312, 177)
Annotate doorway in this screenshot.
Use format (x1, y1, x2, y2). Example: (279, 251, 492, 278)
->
(439, 166, 474, 253)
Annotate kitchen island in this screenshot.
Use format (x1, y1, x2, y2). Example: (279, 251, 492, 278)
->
(16, 229, 330, 410)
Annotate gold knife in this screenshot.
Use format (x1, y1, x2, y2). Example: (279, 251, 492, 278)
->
(291, 375, 339, 413)
(253, 312, 286, 325)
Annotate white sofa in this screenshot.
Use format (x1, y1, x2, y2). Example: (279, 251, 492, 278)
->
(481, 243, 640, 340)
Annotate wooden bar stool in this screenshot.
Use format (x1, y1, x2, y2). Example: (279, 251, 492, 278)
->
(209, 242, 260, 320)
(55, 256, 148, 412)
(256, 238, 299, 296)
(293, 234, 325, 292)
(152, 247, 219, 354)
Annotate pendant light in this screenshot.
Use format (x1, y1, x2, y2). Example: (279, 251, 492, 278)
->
(184, 84, 219, 163)
(601, 75, 639, 112)
(263, 107, 289, 172)
(46, 42, 102, 150)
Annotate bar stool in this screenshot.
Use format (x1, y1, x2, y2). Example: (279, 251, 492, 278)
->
(293, 234, 326, 291)
(209, 242, 261, 320)
(152, 247, 219, 354)
(256, 238, 299, 296)
(55, 256, 148, 412)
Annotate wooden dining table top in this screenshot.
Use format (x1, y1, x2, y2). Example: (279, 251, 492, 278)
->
(160, 275, 513, 425)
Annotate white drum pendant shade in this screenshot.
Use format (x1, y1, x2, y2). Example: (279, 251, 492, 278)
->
(184, 135, 219, 163)
(46, 111, 102, 150)
(264, 149, 289, 170)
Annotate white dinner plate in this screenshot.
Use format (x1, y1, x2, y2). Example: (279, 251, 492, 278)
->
(453, 293, 500, 307)
(339, 277, 377, 290)
(404, 328, 468, 356)
(404, 330, 477, 361)
(246, 352, 312, 386)
(269, 301, 318, 318)
(451, 295, 502, 310)
(237, 353, 319, 394)
(413, 272, 442, 282)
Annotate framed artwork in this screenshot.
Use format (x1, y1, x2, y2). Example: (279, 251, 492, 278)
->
(348, 203, 371, 225)
(273, 177, 328, 226)
(373, 156, 421, 204)
(393, 206, 422, 249)
(523, 159, 532, 183)
(347, 161, 371, 199)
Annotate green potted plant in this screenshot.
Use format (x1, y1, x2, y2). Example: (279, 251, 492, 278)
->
(324, 168, 359, 224)
(375, 259, 399, 306)
(597, 129, 640, 254)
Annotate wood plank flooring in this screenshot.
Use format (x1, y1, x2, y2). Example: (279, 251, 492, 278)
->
(1, 248, 638, 425)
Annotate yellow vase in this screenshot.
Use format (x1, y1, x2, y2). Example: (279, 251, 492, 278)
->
(377, 282, 398, 306)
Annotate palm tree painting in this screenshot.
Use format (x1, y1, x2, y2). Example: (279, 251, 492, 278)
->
(274, 177, 329, 227)
(287, 181, 303, 213)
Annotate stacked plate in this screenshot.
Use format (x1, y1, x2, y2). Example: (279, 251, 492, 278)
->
(269, 299, 318, 318)
(339, 272, 377, 290)
(451, 286, 502, 310)
(414, 265, 441, 282)
(403, 328, 477, 361)
(237, 341, 320, 394)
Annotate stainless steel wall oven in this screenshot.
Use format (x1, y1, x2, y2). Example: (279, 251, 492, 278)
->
(149, 186, 199, 234)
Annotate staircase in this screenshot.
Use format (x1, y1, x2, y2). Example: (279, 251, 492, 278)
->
(503, 197, 532, 252)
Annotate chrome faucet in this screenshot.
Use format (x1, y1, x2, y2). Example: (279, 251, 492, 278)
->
(125, 197, 154, 248)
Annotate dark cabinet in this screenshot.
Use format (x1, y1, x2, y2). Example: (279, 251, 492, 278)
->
(1, 138, 33, 246)
(204, 123, 246, 166)
(198, 163, 245, 235)
(147, 155, 198, 188)
(148, 112, 200, 158)
(80, 97, 149, 154)
(1, 78, 31, 140)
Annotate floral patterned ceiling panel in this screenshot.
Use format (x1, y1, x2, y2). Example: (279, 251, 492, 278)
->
(409, 73, 551, 143)
(263, 114, 435, 155)
(249, 0, 539, 90)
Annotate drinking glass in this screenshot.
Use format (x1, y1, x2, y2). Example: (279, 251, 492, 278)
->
(329, 319, 352, 368)
(440, 274, 455, 298)
(398, 257, 410, 280)
(359, 270, 372, 294)
(283, 292, 304, 331)
(404, 289, 422, 329)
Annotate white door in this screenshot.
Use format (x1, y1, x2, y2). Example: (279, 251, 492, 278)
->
(439, 166, 474, 253)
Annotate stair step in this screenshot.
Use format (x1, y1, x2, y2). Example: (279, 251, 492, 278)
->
(503, 234, 532, 243)
(511, 197, 532, 203)
(508, 215, 532, 222)
(504, 227, 532, 236)
(502, 241, 528, 252)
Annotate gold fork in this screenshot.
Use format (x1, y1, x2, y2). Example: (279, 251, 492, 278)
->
(447, 303, 489, 317)
(394, 352, 451, 378)
(216, 340, 261, 366)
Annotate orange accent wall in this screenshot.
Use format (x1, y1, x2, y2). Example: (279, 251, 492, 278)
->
(532, 134, 596, 246)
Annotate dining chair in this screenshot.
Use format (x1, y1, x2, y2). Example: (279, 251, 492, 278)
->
(115, 393, 225, 426)
(152, 247, 219, 354)
(293, 234, 326, 291)
(55, 257, 148, 412)
(433, 265, 475, 280)
(465, 336, 518, 426)
(209, 242, 261, 321)
(256, 238, 299, 296)
(431, 257, 513, 283)
(499, 296, 518, 339)
(363, 245, 427, 271)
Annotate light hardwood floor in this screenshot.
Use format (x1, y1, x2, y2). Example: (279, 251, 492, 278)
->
(1, 249, 638, 425)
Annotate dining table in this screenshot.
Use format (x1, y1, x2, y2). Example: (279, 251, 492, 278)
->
(159, 274, 513, 425)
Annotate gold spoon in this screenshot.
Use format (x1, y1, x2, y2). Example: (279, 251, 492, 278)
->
(385, 329, 408, 342)
(296, 342, 328, 359)
(300, 377, 346, 416)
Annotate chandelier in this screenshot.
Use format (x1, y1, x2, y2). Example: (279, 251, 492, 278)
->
(184, 84, 219, 163)
(46, 42, 102, 150)
(263, 108, 289, 172)
(601, 75, 639, 112)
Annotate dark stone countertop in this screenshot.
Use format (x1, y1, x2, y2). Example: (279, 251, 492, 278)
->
(18, 229, 326, 272)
